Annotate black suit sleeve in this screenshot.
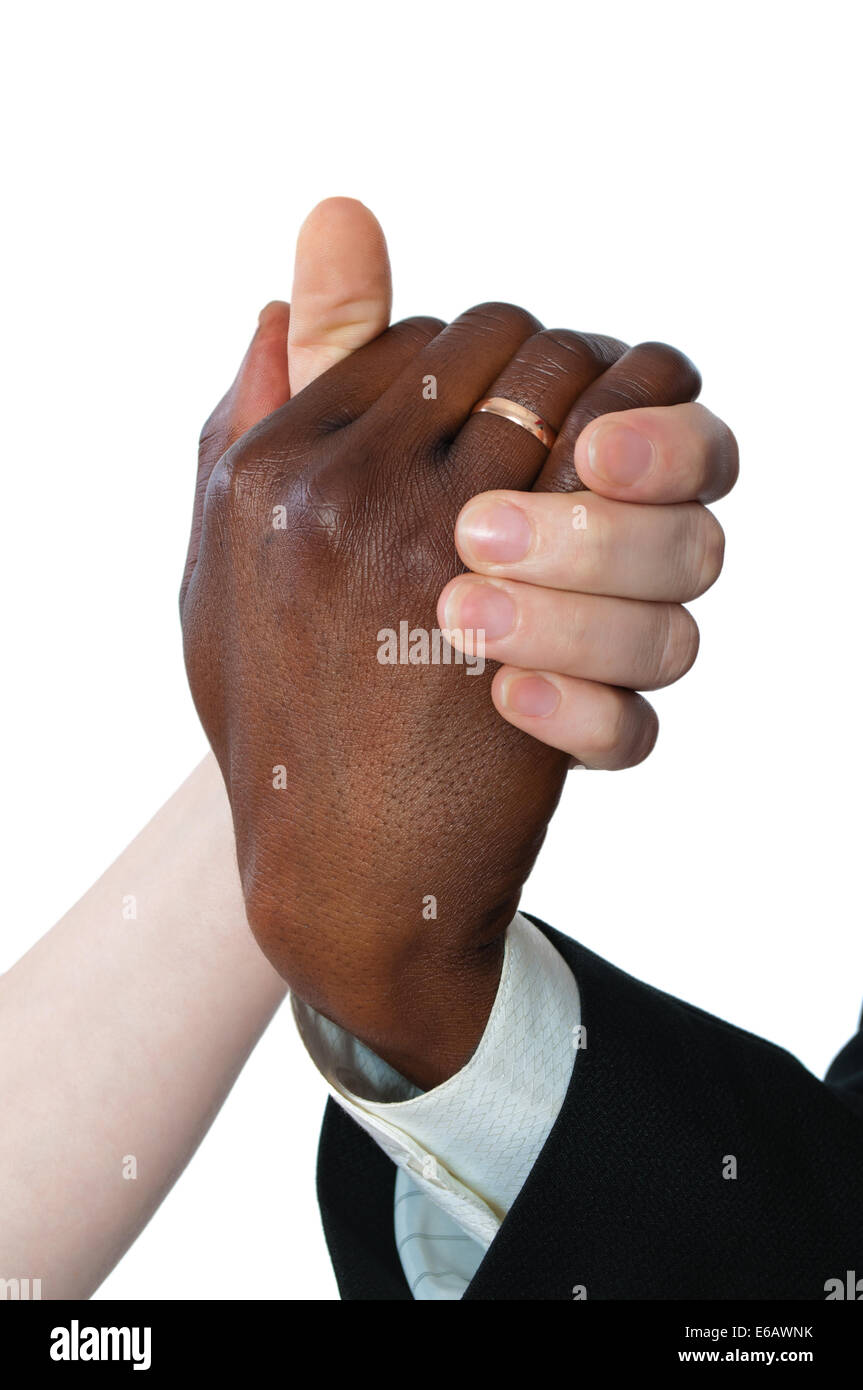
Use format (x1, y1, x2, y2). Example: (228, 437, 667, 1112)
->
(317, 918, 863, 1300)
(825, 1004, 863, 1116)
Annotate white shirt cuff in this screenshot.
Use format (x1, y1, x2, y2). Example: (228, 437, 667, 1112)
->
(291, 912, 580, 1249)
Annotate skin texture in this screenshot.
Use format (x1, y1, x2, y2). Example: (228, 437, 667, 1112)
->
(189, 198, 739, 772)
(181, 302, 701, 1086)
(448, 402, 738, 761)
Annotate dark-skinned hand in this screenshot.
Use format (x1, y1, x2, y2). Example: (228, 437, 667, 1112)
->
(181, 303, 699, 1087)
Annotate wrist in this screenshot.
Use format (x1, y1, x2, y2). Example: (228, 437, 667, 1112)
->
(248, 891, 510, 1089)
(355, 935, 506, 1090)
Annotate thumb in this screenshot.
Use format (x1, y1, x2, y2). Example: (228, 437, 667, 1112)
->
(288, 196, 392, 396)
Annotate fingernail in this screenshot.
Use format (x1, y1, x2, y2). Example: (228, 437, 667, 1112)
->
(445, 581, 516, 640)
(502, 674, 560, 718)
(457, 500, 532, 564)
(588, 423, 655, 486)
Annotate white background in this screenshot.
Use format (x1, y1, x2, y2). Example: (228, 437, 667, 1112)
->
(1, 0, 860, 1299)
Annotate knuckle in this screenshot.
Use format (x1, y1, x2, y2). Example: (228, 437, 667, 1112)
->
(589, 692, 657, 769)
(542, 327, 628, 371)
(392, 315, 446, 348)
(650, 604, 700, 687)
(687, 507, 726, 597)
(578, 330, 630, 365)
(513, 330, 616, 396)
(713, 419, 741, 496)
(684, 403, 740, 500)
(589, 690, 632, 759)
(630, 341, 702, 403)
(619, 697, 659, 768)
(206, 439, 273, 519)
(460, 301, 543, 339)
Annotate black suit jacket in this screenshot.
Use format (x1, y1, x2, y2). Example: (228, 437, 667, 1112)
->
(316, 917, 863, 1299)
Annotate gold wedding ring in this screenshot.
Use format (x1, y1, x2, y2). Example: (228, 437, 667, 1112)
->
(470, 396, 557, 449)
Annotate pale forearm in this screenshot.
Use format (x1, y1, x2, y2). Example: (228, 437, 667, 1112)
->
(0, 754, 285, 1299)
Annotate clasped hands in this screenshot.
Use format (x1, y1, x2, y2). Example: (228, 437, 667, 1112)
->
(181, 199, 738, 1088)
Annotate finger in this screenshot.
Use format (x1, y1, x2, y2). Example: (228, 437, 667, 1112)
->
(181, 300, 292, 609)
(453, 489, 725, 602)
(574, 401, 740, 504)
(439, 578, 699, 691)
(270, 313, 446, 438)
(535, 342, 701, 492)
(491, 668, 659, 770)
(359, 301, 543, 449)
(288, 196, 392, 396)
(447, 329, 627, 492)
